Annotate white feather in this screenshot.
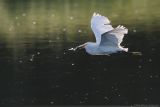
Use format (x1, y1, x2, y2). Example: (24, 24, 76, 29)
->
(91, 12, 113, 45)
(89, 13, 128, 54)
(69, 13, 128, 55)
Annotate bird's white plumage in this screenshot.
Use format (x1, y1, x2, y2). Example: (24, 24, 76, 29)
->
(91, 12, 114, 45)
(89, 12, 128, 54)
(69, 12, 128, 55)
(105, 26, 128, 46)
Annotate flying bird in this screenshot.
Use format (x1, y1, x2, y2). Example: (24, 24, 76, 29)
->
(69, 13, 128, 55)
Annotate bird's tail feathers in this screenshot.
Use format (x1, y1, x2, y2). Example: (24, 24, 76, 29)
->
(123, 48, 128, 52)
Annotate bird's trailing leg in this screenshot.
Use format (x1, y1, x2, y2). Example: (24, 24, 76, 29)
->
(68, 43, 87, 51)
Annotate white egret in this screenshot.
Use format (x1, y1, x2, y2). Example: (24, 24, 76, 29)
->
(69, 12, 128, 55)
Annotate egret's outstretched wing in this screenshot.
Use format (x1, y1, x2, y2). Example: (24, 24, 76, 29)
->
(91, 12, 114, 45)
(100, 25, 128, 47)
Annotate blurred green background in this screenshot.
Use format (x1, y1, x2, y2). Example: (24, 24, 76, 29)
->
(0, 0, 160, 35)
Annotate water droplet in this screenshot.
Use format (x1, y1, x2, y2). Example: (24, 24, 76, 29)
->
(148, 58, 152, 62)
(92, 77, 96, 80)
(31, 99, 34, 103)
(104, 68, 107, 71)
(63, 28, 66, 32)
(133, 29, 136, 33)
(144, 98, 148, 101)
(134, 10, 139, 14)
(20, 81, 24, 84)
(73, 3, 78, 7)
(9, 28, 12, 31)
(32, 21, 36, 25)
(30, 54, 34, 61)
(22, 13, 26, 16)
(48, 40, 53, 43)
(113, 14, 118, 17)
(155, 75, 159, 78)
(78, 29, 82, 33)
(50, 101, 54, 104)
(22, 98, 25, 102)
(115, 88, 118, 91)
(104, 96, 109, 100)
(65, 94, 69, 96)
(56, 37, 60, 40)
(85, 93, 89, 96)
(56, 56, 59, 59)
(95, 90, 99, 93)
(55, 85, 60, 88)
(9, 26, 14, 31)
(71, 63, 75, 66)
(80, 101, 84, 104)
(19, 60, 23, 63)
(51, 14, 55, 17)
(70, 16, 74, 20)
(138, 65, 142, 69)
(151, 48, 155, 51)
(84, 97, 88, 100)
(37, 52, 40, 55)
(15, 17, 19, 20)
(17, 23, 20, 26)
(30, 58, 33, 62)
